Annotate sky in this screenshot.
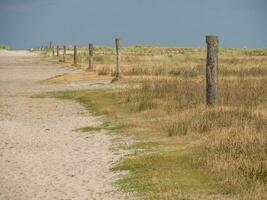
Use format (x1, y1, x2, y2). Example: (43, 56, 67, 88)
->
(0, 0, 266, 49)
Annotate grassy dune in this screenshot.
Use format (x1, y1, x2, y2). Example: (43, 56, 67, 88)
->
(47, 46, 267, 78)
(44, 46, 267, 199)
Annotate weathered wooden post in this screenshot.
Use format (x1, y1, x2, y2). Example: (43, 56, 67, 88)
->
(52, 46, 55, 56)
(56, 45, 59, 57)
(74, 45, 77, 65)
(63, 46, 66, 62)
(206, 36, 219, 106)
(115, 38, 121, 79)
(88, 43, 94, 71)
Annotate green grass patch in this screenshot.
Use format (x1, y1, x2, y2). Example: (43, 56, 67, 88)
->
(113, 150, 217, 196)
(74, 126, 102, 132)
(74, 121, 129, 133)
(0, 44, 9, 50)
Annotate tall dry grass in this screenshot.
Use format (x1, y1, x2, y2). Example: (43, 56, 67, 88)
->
(116, 76, 267, 198)
(53, 46, 267, 80)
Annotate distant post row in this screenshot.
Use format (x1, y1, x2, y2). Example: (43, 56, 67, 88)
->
(37, 36, 219, 106)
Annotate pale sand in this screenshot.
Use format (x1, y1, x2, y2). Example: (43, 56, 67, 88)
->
(0, 51, 135, 200)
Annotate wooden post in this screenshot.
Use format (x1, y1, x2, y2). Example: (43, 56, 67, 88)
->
(88, 43, 94, 70)
(115, 38, 121, 79)
(63, 46, 66, 62)
(206, 36, 219, 106)
(52, 46, 55, 56)
(74, 45, 77, 65)
(49, 41, 52, 49)
(56, 45, 59, 57)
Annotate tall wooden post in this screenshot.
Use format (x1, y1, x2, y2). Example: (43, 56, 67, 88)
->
(115, 38, 121, 79)
(206, 36, 219, 106)
(88, 43, 94, 70)
(74, 45, 77, 65)
(49, 41, 52, 49)
(63, 46, 66, 62)
(56, 45, 59, 57)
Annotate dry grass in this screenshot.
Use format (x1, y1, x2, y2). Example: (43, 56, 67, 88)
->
(43, 46, 267, 199)
(46, 46, 267, 81)
(116, 77, 266, 197)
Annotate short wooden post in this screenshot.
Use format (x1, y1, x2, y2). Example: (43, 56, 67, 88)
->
(88, 43, 94, 70)
(74, 45, 77, 64)
(63, 46, 66, 62)
(56, 45, 59, 57)
(52, 46, 55, 56)
(206, 36, 219, 106)
(115, 38, 121, 79)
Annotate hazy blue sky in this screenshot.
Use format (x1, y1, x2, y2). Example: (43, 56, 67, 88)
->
(0, 0, 266, 49)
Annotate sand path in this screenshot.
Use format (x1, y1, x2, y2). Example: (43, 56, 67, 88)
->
(0, 51, 133, 200)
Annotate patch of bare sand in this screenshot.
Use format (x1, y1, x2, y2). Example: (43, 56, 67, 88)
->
(0, 51, 135, 200)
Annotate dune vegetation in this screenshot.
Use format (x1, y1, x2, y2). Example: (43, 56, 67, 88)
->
(0, 45, 9, 50)
(43, 46, 267, 199)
